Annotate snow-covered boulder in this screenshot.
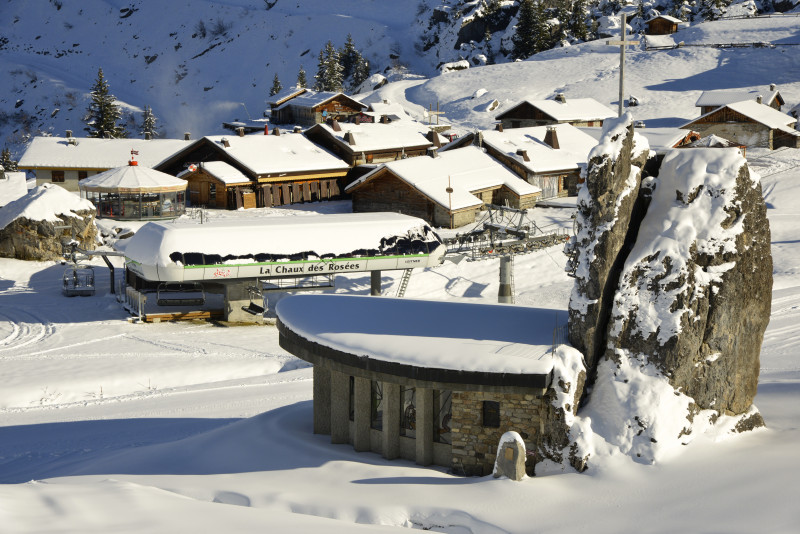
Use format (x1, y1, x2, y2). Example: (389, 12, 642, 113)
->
(0, 184, 97, 261)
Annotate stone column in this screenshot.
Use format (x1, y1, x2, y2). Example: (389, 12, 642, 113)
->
(382, 382, 400, 460)
(313, 365, 331, 435)
(415, 387, 434, 466)
(330, 370, 350, 444)
(371, 271, 382, 296)
(353, 376, 371, 452)
(498, 255, 513, 304)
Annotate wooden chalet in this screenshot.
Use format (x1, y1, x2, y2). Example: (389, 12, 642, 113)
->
(495, 95, 615, 130)
(305, 119, 441, 169)
(695, 84, 785, 115)
(681, 100, 800, 150)
(346, 146, 541, 229)
(683, 135, 747, 158)
(271, 91, 367, 126)
(17, 132, 191, 193)
(155, 129, 350, 209)
(645, 15, 681, 35)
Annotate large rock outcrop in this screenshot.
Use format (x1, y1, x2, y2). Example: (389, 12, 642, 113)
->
(567, 114, 650, 371)
(0, 184, 97, 261)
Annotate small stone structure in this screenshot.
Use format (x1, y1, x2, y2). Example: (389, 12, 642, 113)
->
(493, 431, 527, 481)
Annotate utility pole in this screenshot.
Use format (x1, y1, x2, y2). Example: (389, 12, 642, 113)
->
(607, 13, 639, 117)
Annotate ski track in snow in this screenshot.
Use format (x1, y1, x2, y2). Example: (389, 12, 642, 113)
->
(0, 307, 55, 354)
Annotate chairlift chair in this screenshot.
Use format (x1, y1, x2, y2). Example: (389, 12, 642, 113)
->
(241, 283, 265, 315)
(62, 264, 95, 297)
(156, 282, 205, 307)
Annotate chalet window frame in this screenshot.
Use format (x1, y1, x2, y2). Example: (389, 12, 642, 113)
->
(51, 170, 65, 183)
(482, 400, 500, 428)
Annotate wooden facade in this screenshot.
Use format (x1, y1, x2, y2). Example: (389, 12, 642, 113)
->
(483, 144, 576, 199)
(182, 168, 252, 210)
(272, 93, 366, 126)
(646, 17, 679, 35)
(305, 123, 433, 167)
(495, 102, 605, 130)
(683, 105, 800, 150)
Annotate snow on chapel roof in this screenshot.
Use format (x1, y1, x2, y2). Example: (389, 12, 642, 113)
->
(347, 146, 540, 211)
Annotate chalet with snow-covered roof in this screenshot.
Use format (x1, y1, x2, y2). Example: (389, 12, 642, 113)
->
(695, 85, 785, 115)
(681, 100, 800, 150)
(17, 133, 191, 193)
(683, 134, 747, 157)
(155, 129, 350, 208)
(448, 123, 597, 199)
(645, 15, 682, 35)
(271, 91, 367, 126)
(495, 95, 615, 130)
(346, 146, 541, 228)
(266, 87, 308, 111)
(305, 119, 441, 168)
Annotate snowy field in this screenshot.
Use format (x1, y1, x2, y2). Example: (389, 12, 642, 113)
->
(2, 145, 800, 532)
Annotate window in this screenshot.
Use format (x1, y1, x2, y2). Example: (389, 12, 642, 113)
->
(482, 400, 500, 428)
(370, 381, 383, 430)
(51, 170, 65, 183)
(433, 390, 452, 444)
(349, 376, 355, 421)
(400, 387, 416, 438)
(78, 171, 88, 180)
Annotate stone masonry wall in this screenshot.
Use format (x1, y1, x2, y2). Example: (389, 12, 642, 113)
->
(450, 390, 545, 477)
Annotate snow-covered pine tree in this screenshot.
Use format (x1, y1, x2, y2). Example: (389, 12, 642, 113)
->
(532, 1, 550, 54)
(485, 28, 496, 64)
(352, 55, 370, 91)
(83, 68, 127, 138)
(141, 105, 158, 138)
(570, 0, 589, 42)
(270, 73, 283, 96)
(553, 0, 571, 45)
(297, 65, 307, 88)
(512, 0, 538, 59)
(340, 33, 359, 81)
(314, 41, 344, 92)
(1, 147, 17, 171)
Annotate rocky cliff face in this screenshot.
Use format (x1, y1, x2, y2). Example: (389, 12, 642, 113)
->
(606, 148, 772, 417)
(567, 114, 650, 371)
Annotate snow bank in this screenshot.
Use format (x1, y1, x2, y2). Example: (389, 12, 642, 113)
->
(0, 184, 94, 230)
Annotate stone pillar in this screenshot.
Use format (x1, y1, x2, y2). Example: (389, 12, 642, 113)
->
(223, 280, 262, 323)
(382, 382, 400, 460)
(330, 370, 350, 444)
(371, 270, 382, 296)
(353, 376, 371, 452)
(313, 365, 331, 435)
(415, 387, 434, 466)
(498, 255, 513, 304)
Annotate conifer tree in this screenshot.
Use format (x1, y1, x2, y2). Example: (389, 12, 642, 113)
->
(512, 0, 538, 59)
(340, 34, 360, 81)
(296, 65, 307, 88)
(352, 55, 371, 91)
(83, 68, 127, 138)
(270, 73, 283, 96)
(1, 147, 17, 171)
(141, 105, 158, 138)
(532, 1, 550, 54)
(314, 41, 343, 92)
(485, 29, 496, 65)
(570, 0, 589, 42)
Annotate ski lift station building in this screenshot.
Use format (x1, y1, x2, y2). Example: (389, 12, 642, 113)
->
(120, 213, 445, 322)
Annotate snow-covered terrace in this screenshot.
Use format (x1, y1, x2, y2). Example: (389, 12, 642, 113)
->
(277, 294, 556, 384)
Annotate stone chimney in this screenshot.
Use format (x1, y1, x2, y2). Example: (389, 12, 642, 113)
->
(770, 83, 776, 91)
(380, 115, 389, 124)
(236, 127, 245, 137)
(427, 147, 439, 158)
(144, 132, 152, 140)
(344, 131, 357, 145)
(756, 95, 763, 105)
(331, 120, 342, 132)
(221, 138, 230, 148)
(555, 93, 566, 103)
(272, 127, 281, 136)
(65, 129, 73, 138)
(516, 149, 530, 162)
(544, 126, 560, 149)
(184, 132, 191, 141)
(427, 131, 442, 148)
(293, 126, 302, 133)
(496, 123, 504, 132)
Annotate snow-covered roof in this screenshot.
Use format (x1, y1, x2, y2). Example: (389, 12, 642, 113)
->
(276, 294, 555, 376)
(79, 163, 187, 193)
(686, 135, 742, 148)
(273, 91, 366, 112)
(684, 100, 798, 134)
(196, 133, 349, 176)
(267, 87, 308, 107)
(497, 97, 616, 123)
(347, 146, 540, 211)
(310, 120, 434, 153)
(365, 101, 411, 121)
(481, 123, 598, 174)
(0, 183, 94, 230)
(121, 213, 436, 268)
(695, 86, 783, 108)
(647, 15, 683, 24)
(194, 161, 251, 185)
(634, 128, 697, 154)
(0, 171, 28, 207)
(17, 137, 191, 170)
